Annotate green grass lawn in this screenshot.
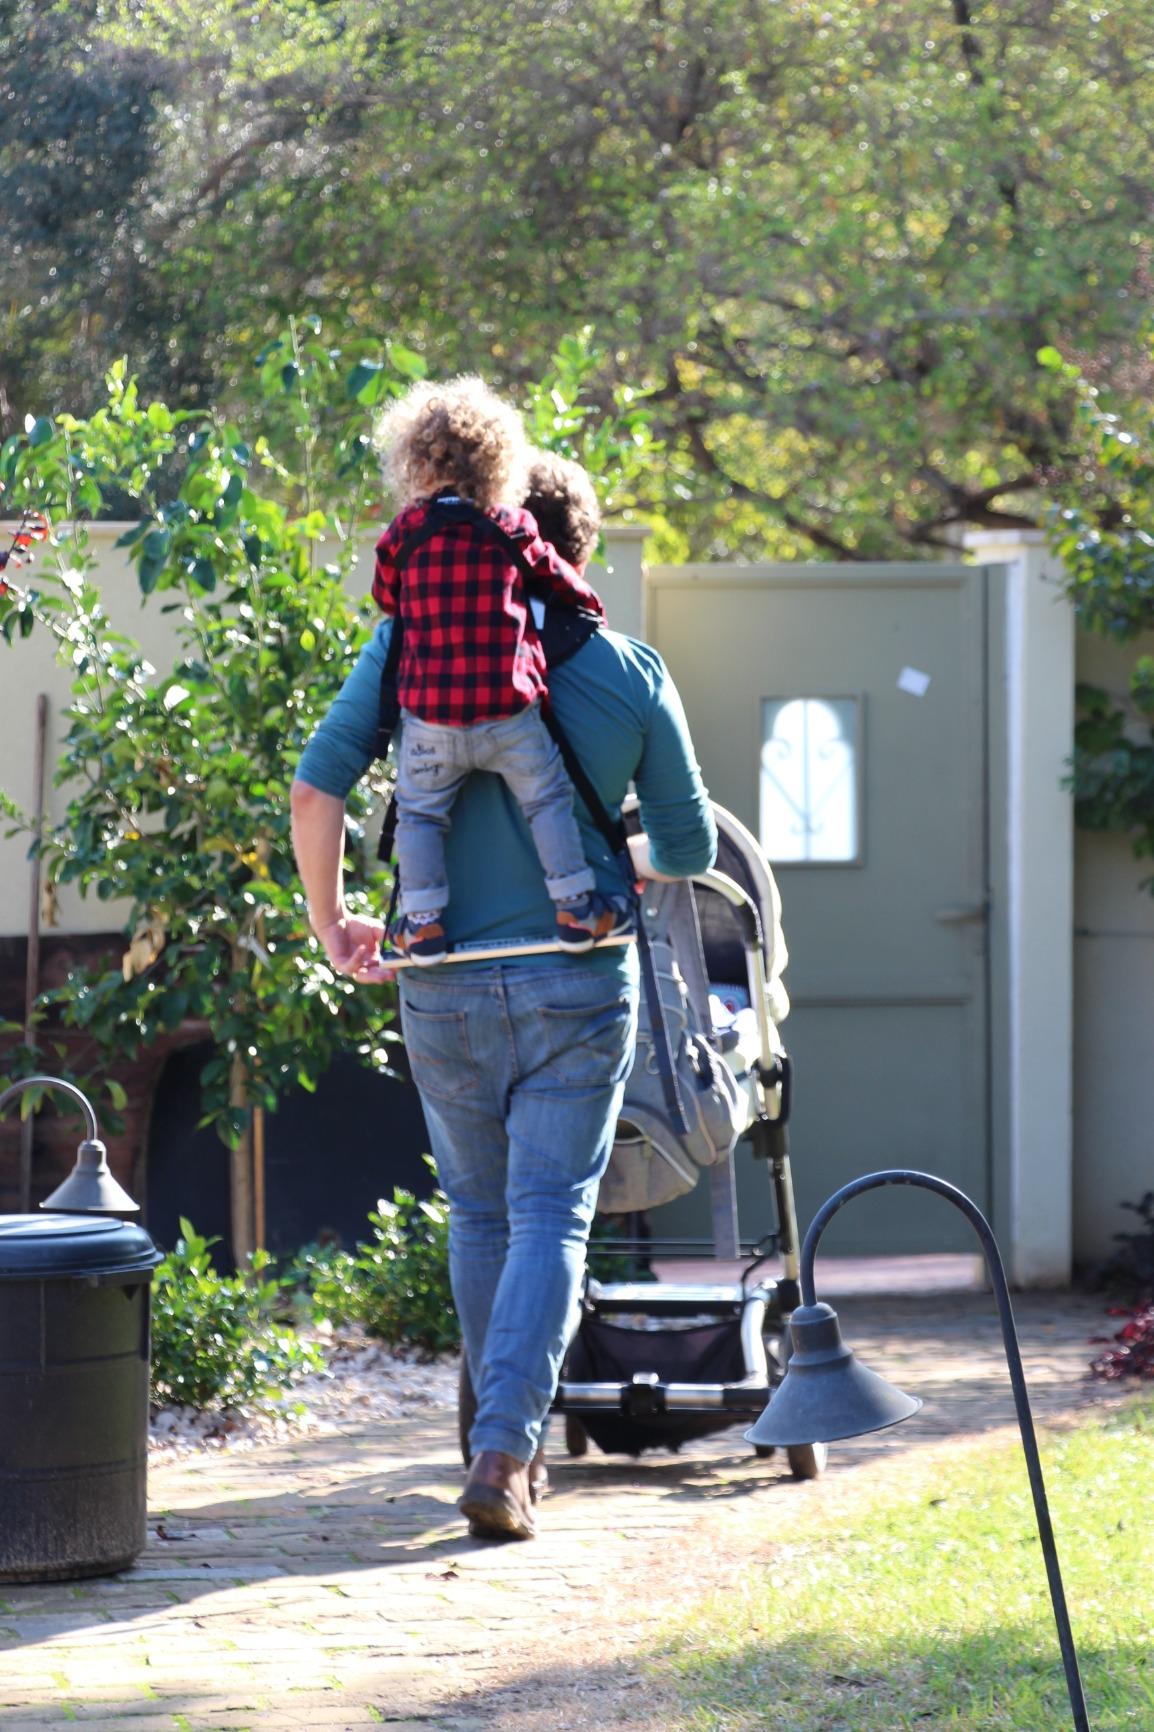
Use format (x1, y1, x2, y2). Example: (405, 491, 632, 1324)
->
(652, 1399, 1154, 1730)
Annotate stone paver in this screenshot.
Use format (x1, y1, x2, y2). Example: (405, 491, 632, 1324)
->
(0, 1290, 1128, 1731)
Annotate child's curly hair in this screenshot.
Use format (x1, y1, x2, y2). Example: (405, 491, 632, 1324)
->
(523, 450, 602, 569)
(372, 376, 528, 510)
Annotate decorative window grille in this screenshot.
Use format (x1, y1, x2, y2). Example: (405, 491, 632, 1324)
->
(759, 697, 860, 864)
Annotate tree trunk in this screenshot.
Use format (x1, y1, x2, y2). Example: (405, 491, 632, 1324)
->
(229, 1053, 254, 1269)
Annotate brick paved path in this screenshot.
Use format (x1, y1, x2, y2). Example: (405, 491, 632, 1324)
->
(0, 1291, 1127, 1732)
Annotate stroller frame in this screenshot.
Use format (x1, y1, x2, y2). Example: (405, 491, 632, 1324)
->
(550, 845, 823, 1475)
(455, 809, 825, 1478)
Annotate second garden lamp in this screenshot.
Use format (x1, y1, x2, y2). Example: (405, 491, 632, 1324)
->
(748, 1169, 1091, 1732)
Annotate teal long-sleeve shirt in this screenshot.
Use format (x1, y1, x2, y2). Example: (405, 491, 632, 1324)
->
(295, 620, 717, 978)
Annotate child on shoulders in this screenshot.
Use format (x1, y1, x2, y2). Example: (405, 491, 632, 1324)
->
(371, 376, 630, 964)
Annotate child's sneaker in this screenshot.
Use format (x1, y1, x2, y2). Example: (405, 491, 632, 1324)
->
(389, 912, 448, 966)
(555, 893, 634, 953)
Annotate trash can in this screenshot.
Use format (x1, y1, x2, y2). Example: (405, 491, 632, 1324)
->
(0, 1214, 163, 1582)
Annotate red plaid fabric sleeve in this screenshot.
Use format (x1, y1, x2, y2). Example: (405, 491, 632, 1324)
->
(371, 500, 425, 616)
(509, 510, 605, 619)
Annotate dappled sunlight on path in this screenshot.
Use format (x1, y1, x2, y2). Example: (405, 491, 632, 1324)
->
(0, 1291, 1123, 1731)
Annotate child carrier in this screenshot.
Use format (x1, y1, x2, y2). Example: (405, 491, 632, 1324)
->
(373, 491, 601, 806)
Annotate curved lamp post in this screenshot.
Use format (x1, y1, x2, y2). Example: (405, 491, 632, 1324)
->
(747, 1170, 1090, 1732)
(0, 1076, 140, 1216)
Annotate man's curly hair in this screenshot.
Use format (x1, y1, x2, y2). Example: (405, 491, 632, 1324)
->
(523, 450, 602, 569)
(372, 376, 528, 510)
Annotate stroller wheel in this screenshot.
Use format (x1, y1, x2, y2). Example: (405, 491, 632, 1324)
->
(564, 1415, 590, 1457)
(458, 1357, 477, 1468)
(786, 1442, 828, 1481)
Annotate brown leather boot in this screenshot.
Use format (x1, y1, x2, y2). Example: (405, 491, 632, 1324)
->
(527, 1445, 548, 1505)
(459, 1450, 536, 1541)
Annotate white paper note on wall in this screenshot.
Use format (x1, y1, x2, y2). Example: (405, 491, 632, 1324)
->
(897, 666, 931, 697)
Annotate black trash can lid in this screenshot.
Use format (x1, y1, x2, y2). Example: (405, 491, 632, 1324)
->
(0, 1215, 162, 1280)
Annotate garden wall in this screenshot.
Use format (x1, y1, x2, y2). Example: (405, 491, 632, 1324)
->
(1072, 626, 1154, 1270)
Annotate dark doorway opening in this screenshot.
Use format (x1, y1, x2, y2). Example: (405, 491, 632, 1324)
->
(145, 1045, 432, 1270)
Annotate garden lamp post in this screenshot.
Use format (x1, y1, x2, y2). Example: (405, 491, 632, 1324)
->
(747, 1169, 1091, 1732)
(0, 1075, 140, 1215)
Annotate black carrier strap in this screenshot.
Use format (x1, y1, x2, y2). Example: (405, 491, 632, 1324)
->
(539, 698, 688, 1134)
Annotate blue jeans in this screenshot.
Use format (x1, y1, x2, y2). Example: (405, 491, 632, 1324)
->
(399, 962, 638, 1461)
(395, 704, 596, 917)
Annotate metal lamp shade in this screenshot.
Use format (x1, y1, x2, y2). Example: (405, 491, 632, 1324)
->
(746, 1302, 922, 1448)
(41, 1141, 140, 1218)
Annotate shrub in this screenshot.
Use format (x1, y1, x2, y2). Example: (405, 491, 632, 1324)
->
(586, 1215, 657, 1284)
(293, 1173, 459, 1358)
(1092, 1191, 1154, 1300)
(1091, 1305, 1154, 1382)
(151, 1219, 322, 1411)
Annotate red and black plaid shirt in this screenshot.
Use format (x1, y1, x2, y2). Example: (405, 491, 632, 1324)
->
(372, 498, 604, 725)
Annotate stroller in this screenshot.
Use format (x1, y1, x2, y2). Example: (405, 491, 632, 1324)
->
(459, 802, 827, 1481)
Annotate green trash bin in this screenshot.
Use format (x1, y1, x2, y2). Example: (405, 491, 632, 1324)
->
(0, 1214, 162, 1583)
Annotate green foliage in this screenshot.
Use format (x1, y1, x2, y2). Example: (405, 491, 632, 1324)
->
(1089, 1191, 1154, 1302)
(0, 321, 405, 1139)
(521, 329, 665, 532)
(1041, 336, 1154, 883)
(586, 1215, 657, 1285)
(8, 1, 1154, 557)
(292, 1171, 458, 1358)
(151, 1218, 322, 1411)
(0, 2, 170, 423)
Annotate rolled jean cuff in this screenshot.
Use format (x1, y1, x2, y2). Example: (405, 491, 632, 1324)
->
(469, 1423, 535, 1464)
(400, 884, 449, 917)
(545, 867, 597, 904)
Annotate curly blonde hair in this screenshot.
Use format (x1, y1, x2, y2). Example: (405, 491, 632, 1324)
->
(372, 376, 528, 511)
(523, 450, 602, 568)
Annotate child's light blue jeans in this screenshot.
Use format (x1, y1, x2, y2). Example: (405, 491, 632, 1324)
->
(399, 961, 638, 1462)
(395, 703, 596, 917)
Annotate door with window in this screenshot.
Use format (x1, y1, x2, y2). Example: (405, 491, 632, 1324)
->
(648, 563, 990, 1253)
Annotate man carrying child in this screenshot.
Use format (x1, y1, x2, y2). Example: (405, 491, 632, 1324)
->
(291, 382, 716, 1540)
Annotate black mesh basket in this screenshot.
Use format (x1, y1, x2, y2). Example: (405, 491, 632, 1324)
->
(560, 1313, 751, 1455)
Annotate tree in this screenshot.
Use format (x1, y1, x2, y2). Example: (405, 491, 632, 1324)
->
(0, 321, 401, 1262)
(0, 320, 659, 1261)
(63, 0, 1154, 561)
(0, 1, 170, 433)
(1041, 337, 1154, 882)
(9, 2, 1153, 555)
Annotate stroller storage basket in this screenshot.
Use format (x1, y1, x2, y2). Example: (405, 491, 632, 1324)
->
(555, 1281, 772, 1455)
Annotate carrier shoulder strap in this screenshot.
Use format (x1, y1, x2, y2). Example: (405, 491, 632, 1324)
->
(374, 613, 404, 760)
(539, 699, 688, 1135)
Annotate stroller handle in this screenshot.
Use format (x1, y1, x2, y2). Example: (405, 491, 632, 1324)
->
(692, 866, 802, 1292)
(691, 868, 765, 951)
(691, 868, 776, 1075)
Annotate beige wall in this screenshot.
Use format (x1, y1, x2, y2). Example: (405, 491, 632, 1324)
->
(1072, 626, 1154, 1269)
(0, 524, 639, 939)
(0, 525, 379, 937)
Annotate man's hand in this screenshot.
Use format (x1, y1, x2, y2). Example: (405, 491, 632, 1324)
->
(313, 911, 394, 983)
(627, 830, 680, 885)
(291, 780, 397, 982)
